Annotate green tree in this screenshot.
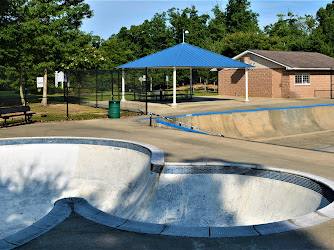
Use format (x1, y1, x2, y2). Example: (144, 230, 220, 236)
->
(220, 31, 284, 57)
(208, 5, 227, 41)
(166, 5, 211, 84)
(168, 5, 210, 47)
(63, 35, 106, 70)
(310, 1, 334, 56)
(116, 12, 174, 59)
(224, 0, 259, 33)
(0, 0, 35, 103)
(0, 0, 93, 105)
(100, 36, 135, 68)
(264, 12, 316, 51)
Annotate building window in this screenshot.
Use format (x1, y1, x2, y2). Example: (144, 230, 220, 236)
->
(295, 73, 310, 85)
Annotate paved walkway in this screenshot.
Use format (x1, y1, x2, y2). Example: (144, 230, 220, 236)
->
(0, 96, 333, 249)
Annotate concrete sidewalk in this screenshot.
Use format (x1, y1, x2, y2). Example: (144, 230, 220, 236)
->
(0, 97, 333, 249)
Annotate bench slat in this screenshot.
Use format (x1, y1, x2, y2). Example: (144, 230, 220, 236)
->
(0, 106, 30, 114)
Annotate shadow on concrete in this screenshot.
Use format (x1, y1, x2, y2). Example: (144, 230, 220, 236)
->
(0, 164, 70, 239)
(137, 96, 234, 105)
(173, 96, 234, 103)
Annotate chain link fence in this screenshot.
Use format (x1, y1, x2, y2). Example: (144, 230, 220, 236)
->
(67, 69, 147, 107)
(0, 68, 167, 124)
(0, 67, 198, 126)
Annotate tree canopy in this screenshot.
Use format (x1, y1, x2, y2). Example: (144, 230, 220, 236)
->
(224, 0, 259, 33)
(0, 0, 93, 70)
(264, 12, 316, 51)
(0, 0, 333, 72)
(311, 1, 334, 57)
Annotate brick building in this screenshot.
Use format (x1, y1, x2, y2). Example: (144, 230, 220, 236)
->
(219, 50, 334, 98)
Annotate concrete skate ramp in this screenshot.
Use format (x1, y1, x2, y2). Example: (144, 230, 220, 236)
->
(1, 138, 334, 244)
(313, 105, 334, 130)
(161, 104, 334, 139)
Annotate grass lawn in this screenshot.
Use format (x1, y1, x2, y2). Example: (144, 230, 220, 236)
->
(176, 84, 218, 97)
(1, 87, 218, 105)
(30, 103, 108, 122)
(78, 92, 134, 102)
(192, 90, 218, 97)
(0, 90, 134, 103)
(0, 103, 139, 127)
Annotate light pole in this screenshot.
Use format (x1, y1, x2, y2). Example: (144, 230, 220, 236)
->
(182, 29, 189, 43)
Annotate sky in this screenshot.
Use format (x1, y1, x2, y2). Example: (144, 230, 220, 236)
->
(80, 0, 332, 40)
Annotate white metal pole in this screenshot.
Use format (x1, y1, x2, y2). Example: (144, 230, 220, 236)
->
(245, 67, 249, 102)
(189, 67, 193, 95)
(121, 69, 126, 101)
(172, 67, 177, 107)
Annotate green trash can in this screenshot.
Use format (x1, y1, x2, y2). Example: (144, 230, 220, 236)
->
(108, 100, 120, 119)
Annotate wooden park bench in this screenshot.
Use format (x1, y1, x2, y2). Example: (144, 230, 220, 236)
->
(0, 106, 35, 127)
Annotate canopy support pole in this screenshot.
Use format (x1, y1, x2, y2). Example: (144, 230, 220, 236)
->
(245, 67, 249, 102)
(172, 67, 177, 107)
(121, 69, 126, 101)
(190, 67, 193, 96)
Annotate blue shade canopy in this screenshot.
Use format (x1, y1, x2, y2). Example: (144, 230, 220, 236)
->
(117, 43, 253, 69)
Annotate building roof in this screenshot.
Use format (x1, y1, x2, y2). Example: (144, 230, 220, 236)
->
(117, 43, 253, 69)
(237, 50, 334, 69)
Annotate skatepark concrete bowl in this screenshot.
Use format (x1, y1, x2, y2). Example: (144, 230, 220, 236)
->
(0, 137, 334, 248)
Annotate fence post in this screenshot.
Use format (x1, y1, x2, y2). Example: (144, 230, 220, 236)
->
(101, 74, 104, 102)
(66, 79, 69, 120)
(95, 69, 98, 108)
(134, 70, 136, 100)
(111, 70, 114, 100)
(63, 76, 66, 102)
(65, 70, 69, 120)
(132, 69, 135, 100)
(78, 71, 81, 105)
(118, 70, 120, 100)
(150, 112, 152, 127)
(24, 69, 28, 105)
(145, 67, 148, 115)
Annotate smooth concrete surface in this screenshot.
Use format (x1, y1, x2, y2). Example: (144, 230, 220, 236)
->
(155, 105, 334, 140)
(2, 138, 333, 246)
(0, 139, 157, 239)
(132, 173, 329, 227)
(1, 97, 334, 248)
